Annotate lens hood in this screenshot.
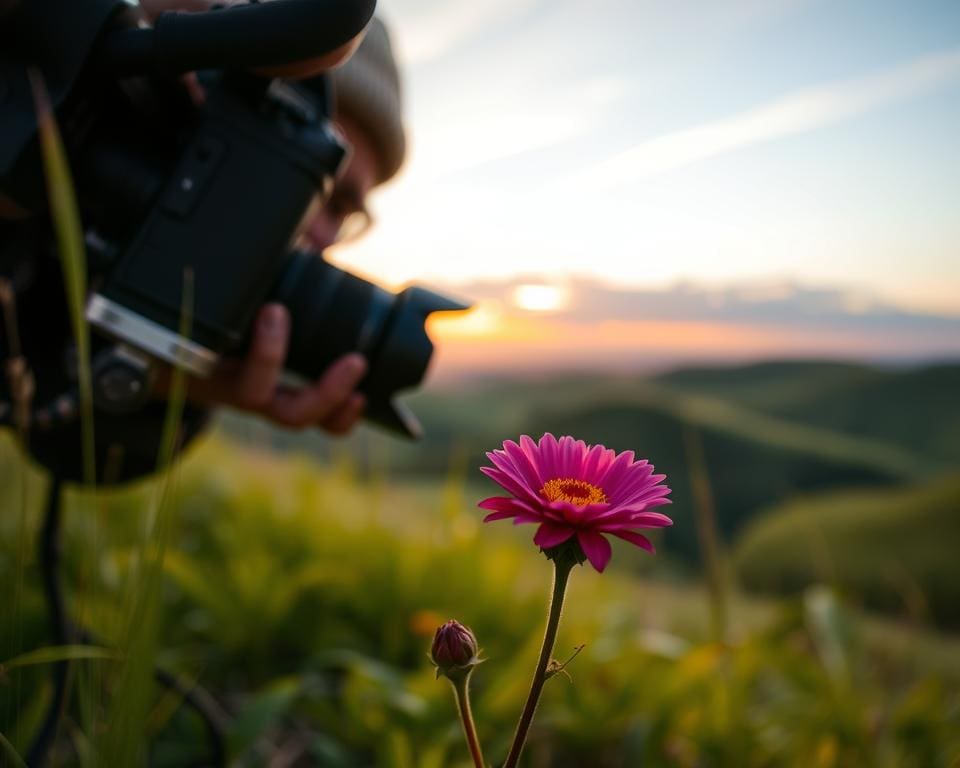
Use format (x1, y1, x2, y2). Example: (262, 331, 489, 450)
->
(274, 251, 469, 438)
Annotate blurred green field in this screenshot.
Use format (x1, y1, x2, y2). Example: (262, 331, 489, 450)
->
(226, 360, 960, 615)
(734, 472, 960, 628)
(2, 425, 959, 767)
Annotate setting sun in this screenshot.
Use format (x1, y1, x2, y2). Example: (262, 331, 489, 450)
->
(512, 283, 570, 312)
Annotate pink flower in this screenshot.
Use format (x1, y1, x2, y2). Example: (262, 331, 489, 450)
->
(479, 434, 672, 572)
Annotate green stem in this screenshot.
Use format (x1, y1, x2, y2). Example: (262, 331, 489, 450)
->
(453, 672, 486, 768)
(503, 557, 574, 768)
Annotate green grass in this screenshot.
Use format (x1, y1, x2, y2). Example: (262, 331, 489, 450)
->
(2, 77, 197, 766)
(733, 471, 960, 629)
(2, 433, 959, 766)
(230, 368, 929, 565)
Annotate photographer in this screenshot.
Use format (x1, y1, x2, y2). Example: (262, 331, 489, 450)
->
(1, 4, 414, 481)
(150, 11, 407, 438)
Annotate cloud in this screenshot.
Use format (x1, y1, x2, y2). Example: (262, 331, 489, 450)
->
(572, 48, 960, 191)
(409, 109, 591, 178)
(453, 277, 960, 331)
(395, 0, 541, 65)
(426, 276, 960, 379)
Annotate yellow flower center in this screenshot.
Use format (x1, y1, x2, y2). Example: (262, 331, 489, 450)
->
(540, 478, 608, 505)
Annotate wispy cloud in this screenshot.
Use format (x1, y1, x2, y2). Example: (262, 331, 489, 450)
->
(409, 109, 590, 178)
(426, 278, 960, 379)
(450, 277, 960, 330)
(573, 48, 960, 191)
(395, 0, 541, 64)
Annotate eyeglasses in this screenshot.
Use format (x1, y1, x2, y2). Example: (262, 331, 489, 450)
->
(326, 181, 374, 244)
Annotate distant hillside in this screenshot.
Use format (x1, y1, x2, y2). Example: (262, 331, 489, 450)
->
(217, 360, 955, 564)
(508, 398, 902, 563)
(734, 471, 960, 628)
(654, 360, 960, 469)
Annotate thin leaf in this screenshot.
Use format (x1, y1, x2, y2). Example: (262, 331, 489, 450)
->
(99, 267, 193, 764)
(1, 645, 118, 673)
(227, 677, 302, 759)
(28, 70, 95, 486)
(0, 730, 28, 768)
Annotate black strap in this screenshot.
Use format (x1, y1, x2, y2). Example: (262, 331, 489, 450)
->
(97, 0, 377, 76)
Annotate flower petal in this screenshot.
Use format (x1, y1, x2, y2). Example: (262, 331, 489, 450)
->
(609, 529, 656, 553)
(481, 506, 545, 525)
(631, 511, 673, 527)
(488, 450, 537, 491)
(546, 499, 610, 524)
(537, 433, 562, 480)
(645, 497, 672, 508)
(602, 511, 673, 529)
(615, 482, 672, 509)
(480, 466, 539, 504)
(479, 494, 544, 525)
(558, 435, 586, 478)
(593, 506, 673, 528)
(478, 496, 532, 513)
(599, 449, 635, 493)
(512, 514, 544, 525)
(533, 522, 576, 549)
(519, 434, 543, 477)
(503, 439, 545, 490)
(610, 463, 655, 496)
(581, 443, 615, 481)
(577, 530, 613, 572)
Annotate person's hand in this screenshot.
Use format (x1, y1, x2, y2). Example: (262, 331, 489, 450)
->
(157, 304, 368, 434)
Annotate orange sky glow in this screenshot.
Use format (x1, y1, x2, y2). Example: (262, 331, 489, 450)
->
(426, 308, 960, 382)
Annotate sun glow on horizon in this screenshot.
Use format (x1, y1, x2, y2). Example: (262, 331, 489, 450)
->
(512, 283, 570, 312)
(344, 2, 960, 321)
(427, 299, 504, 337)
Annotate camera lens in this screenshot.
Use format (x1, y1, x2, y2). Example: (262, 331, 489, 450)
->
(272, 250, 468, 438)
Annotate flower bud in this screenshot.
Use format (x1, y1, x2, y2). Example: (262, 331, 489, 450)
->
(430, 620, 480, 680)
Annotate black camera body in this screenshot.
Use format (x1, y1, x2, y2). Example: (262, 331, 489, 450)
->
(87, 72, 347, 377)
(0, 0, 467, 480)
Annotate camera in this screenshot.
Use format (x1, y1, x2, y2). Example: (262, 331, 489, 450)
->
(0, 0, 467, 479)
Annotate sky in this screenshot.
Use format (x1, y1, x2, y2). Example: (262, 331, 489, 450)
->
(327, 0, 960, 374)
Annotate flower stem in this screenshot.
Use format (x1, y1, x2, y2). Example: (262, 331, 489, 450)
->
(453, 673, 486, 768)
(503, 557, 575, 768)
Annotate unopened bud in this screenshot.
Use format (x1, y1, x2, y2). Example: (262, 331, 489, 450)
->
(430, 620, 480, 680)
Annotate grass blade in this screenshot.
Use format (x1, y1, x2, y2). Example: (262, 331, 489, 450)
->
(100, 268, 193, 765)
(0, 730, 28, 768)
(1, 645, 117, 674)
(27, 70, 95, 487)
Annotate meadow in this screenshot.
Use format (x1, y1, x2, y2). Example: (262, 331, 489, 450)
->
(2, 358, 960, 767)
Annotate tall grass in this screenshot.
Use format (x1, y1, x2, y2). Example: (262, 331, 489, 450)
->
(7, 72, 194, 765)
(0, 280, 36, 757)
(97, 267, 192, 766)
(3, 432, 960, 764)
(27, 68, 100, 767)
(683, 427, 729, 642)
(28, 70, 95, 487)
(734, 472, 960, 628)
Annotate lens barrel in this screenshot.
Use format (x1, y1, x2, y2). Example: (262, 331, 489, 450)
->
(273, 250, 468, 438)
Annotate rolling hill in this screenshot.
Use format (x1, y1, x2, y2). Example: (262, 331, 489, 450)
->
(218, 360, 957, 565)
